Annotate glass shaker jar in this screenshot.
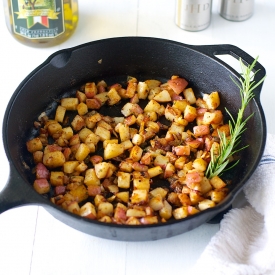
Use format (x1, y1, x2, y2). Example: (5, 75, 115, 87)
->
(3, 0, 78, 47)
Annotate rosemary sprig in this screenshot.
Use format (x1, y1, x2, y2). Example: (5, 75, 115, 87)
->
(205, 56, 266, 179)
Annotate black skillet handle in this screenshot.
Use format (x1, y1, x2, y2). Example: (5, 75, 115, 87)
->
(192, 44, 266, 97)
(0, 163, 39, 214)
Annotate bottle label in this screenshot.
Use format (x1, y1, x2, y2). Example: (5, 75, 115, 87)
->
(11, 0, 65, 39)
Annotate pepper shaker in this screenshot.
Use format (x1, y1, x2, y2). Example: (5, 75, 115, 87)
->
(175, 0, 212, 32)
(219, 0, 254, 21)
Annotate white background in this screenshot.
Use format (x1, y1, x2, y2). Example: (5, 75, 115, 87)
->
(0, 0, 274, 274)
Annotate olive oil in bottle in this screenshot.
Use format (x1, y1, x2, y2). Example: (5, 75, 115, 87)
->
(3, 0, 78, 47)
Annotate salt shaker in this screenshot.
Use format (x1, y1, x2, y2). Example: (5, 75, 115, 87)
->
(175, 0, 212, 32)
(219, 0, 254, 21)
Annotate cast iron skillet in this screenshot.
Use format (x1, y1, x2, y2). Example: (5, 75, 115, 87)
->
(1, 37, 266, 241)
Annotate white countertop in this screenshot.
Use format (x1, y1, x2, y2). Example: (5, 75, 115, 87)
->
(0, 1, 274, 274)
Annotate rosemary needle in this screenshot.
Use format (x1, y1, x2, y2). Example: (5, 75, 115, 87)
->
(205, 57, 266, 179)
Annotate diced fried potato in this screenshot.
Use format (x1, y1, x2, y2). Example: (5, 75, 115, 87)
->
(80, 202, 97, 219)
(131, 189, 148, 205)
(153, 89, 172, 102)
(84, 168, 100, 186)
(183, 88, 196, 104)
(147, 166, 163, 178)
(116, 191, 129, 203)
(192, 158, 208, 172)
(210, 176, 227, 189)
(94, 162, 114, 179)
(71, 115, 85, 131)
(61, 98, 79, 110)
(95, 126, 111, 141)
(75, 143, 90, 161)
(85, 82, 97, 98)
(26, 137, 43, 153)
(211, 189, 228, 203)
(184, 105, 197, 122)
(107, 87, 121, 105)
(159, 200, 172, 220)
(117, 172, 131, 189)
(50, 171, 64, 186)
(43, 151, 65, 168)
(55, 105, 66, 122)
(203, 91, 220, 110)
(173, 206, 188, 219)
(126, 208, 146, 218)
(133, 177, 150, 191)
(104, 143, 124, 160)
(129, 145, 143, 162)
(77, 102, 88, 116)
(137, 81, 149, 99)
(198, 199, 216, 210)
(97, 202, 114, 218)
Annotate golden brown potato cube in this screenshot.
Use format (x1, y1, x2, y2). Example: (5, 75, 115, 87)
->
(61, 98, 79, 111)
(33, 178, 50, 194)
(212, 124, 231, 137)
(55, 105, 66, 123)
(183, 87, 196, 104)
(94, 92, 109, 105)
(80, 202, 96, 219)
(126, 217, 141, 225)
(33, 151, 43, 163)
(178, 193, 192, 206)
(76, 90, 87, 103)
(137, 81, 149, 99)
(147, 166, 163, 178)
(85, 82, 97, 98)
(154, 155, 169, 169)
(75, 143, 90, 161)
(133, 177, 150, 191)
(50, 171, 64, 186)
(153, 89, 172, 102)
(126, 208, 146, 218)
(26, 137, 43, 153)
(132, 133, 144, 146)
(193, 124, 210, 137)
(125, 81, 137, 98)
(71, 115, 85, 132)
(117, 171, 131, 189)
(107, 87, 122, 105)
(70, 176, 84, 185)
(150, 187, 168, 199)
(95, 126, 111, 141)
(189, 190, 204, 204)
(165, 105, 181, 122)
(129, 145, 143, 162)
(145, 79, 161, 89)
(85, 132, 100, 146)
(86, 98, 101, 109)
(75, 161, 88, 173)
(67, 201, 80, 214)
(97, 120, 113, 131)
(103, 139, 119, 149)
(192, 158, 208, 172)
(77, 102, 88, 116)
(184, 105, 197, 122)
(144, 99, 161, 114)
(159, 200, 172, 220)
(78, 128, 93, 142)
(211, 189, 228, 203)
(198, 199, 216, 210)
(149, 194, 164, 211)
(63, 161, 79, 174)
(84, 168, 100, 186)
(173, 99, 189, 112)
(116, 191, 129, 203)
(140, 216, 159, 225)
(104, 143, 124, 160)
(47, 122, 62, 136)
(61, 127, 74, 141)
(204, 91, 220, 110)
(94, 194, 106, 207)
(69, 134, 80, 146)
(94, 162, 114, 179)
(131, 189, 149, 205)
(118, 124, 130, 142)
(210, 175, 227, 189)
(97, 202, 114, 218)
(187, 206, 200, 215)
(120, 139, 133, 150)
(173, 206, 188, 219)
(43, 151, 65, 168)
(119, 160, 133, 173)
(69, 185, 88, 203)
